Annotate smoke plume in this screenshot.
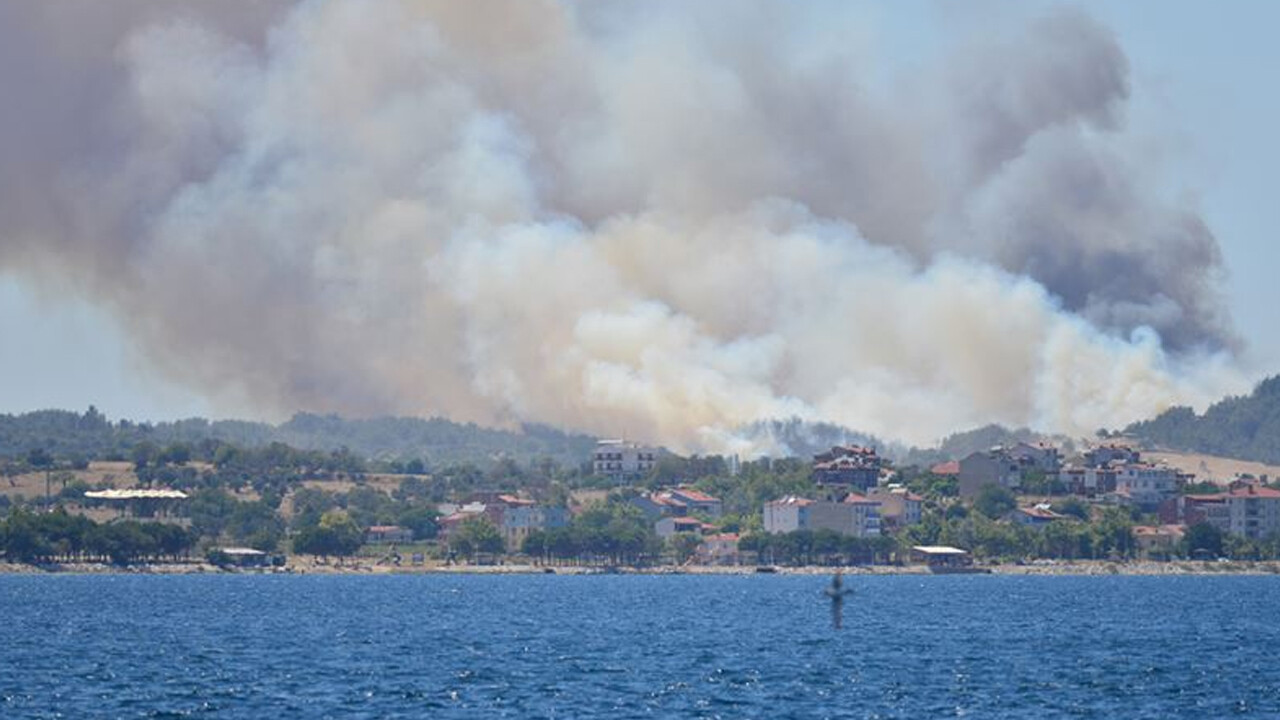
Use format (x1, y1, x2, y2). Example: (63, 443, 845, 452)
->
(0, 1, 1247, 450)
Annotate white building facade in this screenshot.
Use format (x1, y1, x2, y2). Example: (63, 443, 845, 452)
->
(763, 496, 880, 537)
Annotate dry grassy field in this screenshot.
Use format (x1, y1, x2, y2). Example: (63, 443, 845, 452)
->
(1145, 450, 1280, 484)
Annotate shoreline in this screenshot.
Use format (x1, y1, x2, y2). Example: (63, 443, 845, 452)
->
(4, 559, 1280, 577)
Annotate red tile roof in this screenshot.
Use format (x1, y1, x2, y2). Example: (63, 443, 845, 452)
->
(497, 494, 536, 506)
(842, 493, 881, 505)
(930, 461, 960, 476)
(670, 488, 720, 503)
(1229, 485, 1280, 499)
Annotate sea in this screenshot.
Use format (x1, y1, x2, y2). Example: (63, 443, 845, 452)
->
(2, 573, 1278, 718)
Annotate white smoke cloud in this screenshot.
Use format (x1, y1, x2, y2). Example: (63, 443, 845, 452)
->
(0, 0, 1251, 452)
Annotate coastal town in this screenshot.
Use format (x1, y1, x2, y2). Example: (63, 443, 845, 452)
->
(4, 420, 1280, 574)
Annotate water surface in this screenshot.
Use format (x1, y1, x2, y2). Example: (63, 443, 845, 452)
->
(2, 574, 1277, 718)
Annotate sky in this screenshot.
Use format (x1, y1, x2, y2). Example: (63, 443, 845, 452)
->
(0, 0, 1277, 450)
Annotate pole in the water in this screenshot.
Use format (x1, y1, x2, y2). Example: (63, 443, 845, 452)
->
(824, 570, 853, 629)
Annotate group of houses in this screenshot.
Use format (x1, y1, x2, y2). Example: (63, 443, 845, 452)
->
(360, 437, 1280, 565)
(941, 441, 1193, 509)
(763, 446, 923, 538)
(934, 439, 1280, 554)
(432, 492, 570, 550)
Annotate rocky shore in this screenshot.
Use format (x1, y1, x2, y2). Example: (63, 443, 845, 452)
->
(5, 559, 1280, 576)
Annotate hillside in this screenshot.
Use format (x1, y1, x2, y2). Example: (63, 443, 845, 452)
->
(0, 408, 598, 469)
(1127, 375, 1280, 464)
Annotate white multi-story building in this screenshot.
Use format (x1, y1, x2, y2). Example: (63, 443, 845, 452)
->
(592, 440, 657, 479)
(1178, 484, 1280, 540)
(1115, 463, 1182, 507)
(763, 495, 880, 537)
(1225, 484, 1280, 539)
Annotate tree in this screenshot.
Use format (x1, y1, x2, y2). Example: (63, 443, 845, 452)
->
(396, 506, 439, 541)
(26, 447, 53, 470)
(1183, 522, 1224, 558)
(1052, 498, 1091, 521)
(974, 485, 1016, 519)
(159, 443, 192, 466)
(187, 490, 238, 539)
(131, 442, 159, 471)
(668, 533, 702, 565)
(226, 501, 285, 551)
(292, 510, 362, 558)
(452, 517, 504, 559)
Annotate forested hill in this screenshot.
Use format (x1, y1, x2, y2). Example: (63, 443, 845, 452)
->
(0, 408, 598, 468)
(1126, 375, 1280, 463)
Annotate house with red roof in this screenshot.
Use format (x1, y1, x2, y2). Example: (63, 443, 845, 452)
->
(664, 488, 723, 518)
(655, 516, 715, 539)
(696, 533, 741, 565)
(1008, 504, 1065, 527)
(1133, 525, 1185, 558)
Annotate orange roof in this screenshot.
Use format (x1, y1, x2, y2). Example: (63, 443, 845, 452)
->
(497, 494, 535, 506)
(670, 488, 720, 503)
(842, 493, 881, 505)
(930, 461, 960, 476)
(1230, 485, 1280, 498)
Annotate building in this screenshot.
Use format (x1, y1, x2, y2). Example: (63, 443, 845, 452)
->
(812, 445, 882, 492)
(499, 503, 569, 550)
(696, 533, 741, 565)
(1224, 484, 1280, 539)
(763, 495, 881, 537)
(930, 461, 960, 477)
(1173, 483, 1280, 540)
(210, 547, 269, 568)
(1165, 493, 1230, 532)
(1009, 442, 1062, 474)
(1058, 466, 1117, 497)
(593, 440, 657, 480)
(1009, 504, 1064, 527)
(1084, 443, 1141, 468)
(1114, 463, 1183, 508)
(655, 516, 712, 539)
(438, 496, 569, 550)
(1133, 525, 1185, 558)
(867, 486, 923, 530)
(630, 493, 685, 519)
(663, 488, 723, 518)
(910, 545, 972, 570)
(365, 525, 413, 544)
(631, 488, 723, 520)
(83, 488, 188, 518)
(957, 449, 1023, 498)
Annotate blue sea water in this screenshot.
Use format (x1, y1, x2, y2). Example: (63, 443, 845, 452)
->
(1, 574, 1279, 718)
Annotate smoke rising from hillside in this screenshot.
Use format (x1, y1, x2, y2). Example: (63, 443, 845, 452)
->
(0, 1, 1247, 450)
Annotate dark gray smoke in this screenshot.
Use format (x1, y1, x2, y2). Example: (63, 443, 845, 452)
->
(0, 1, 1245, 450)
